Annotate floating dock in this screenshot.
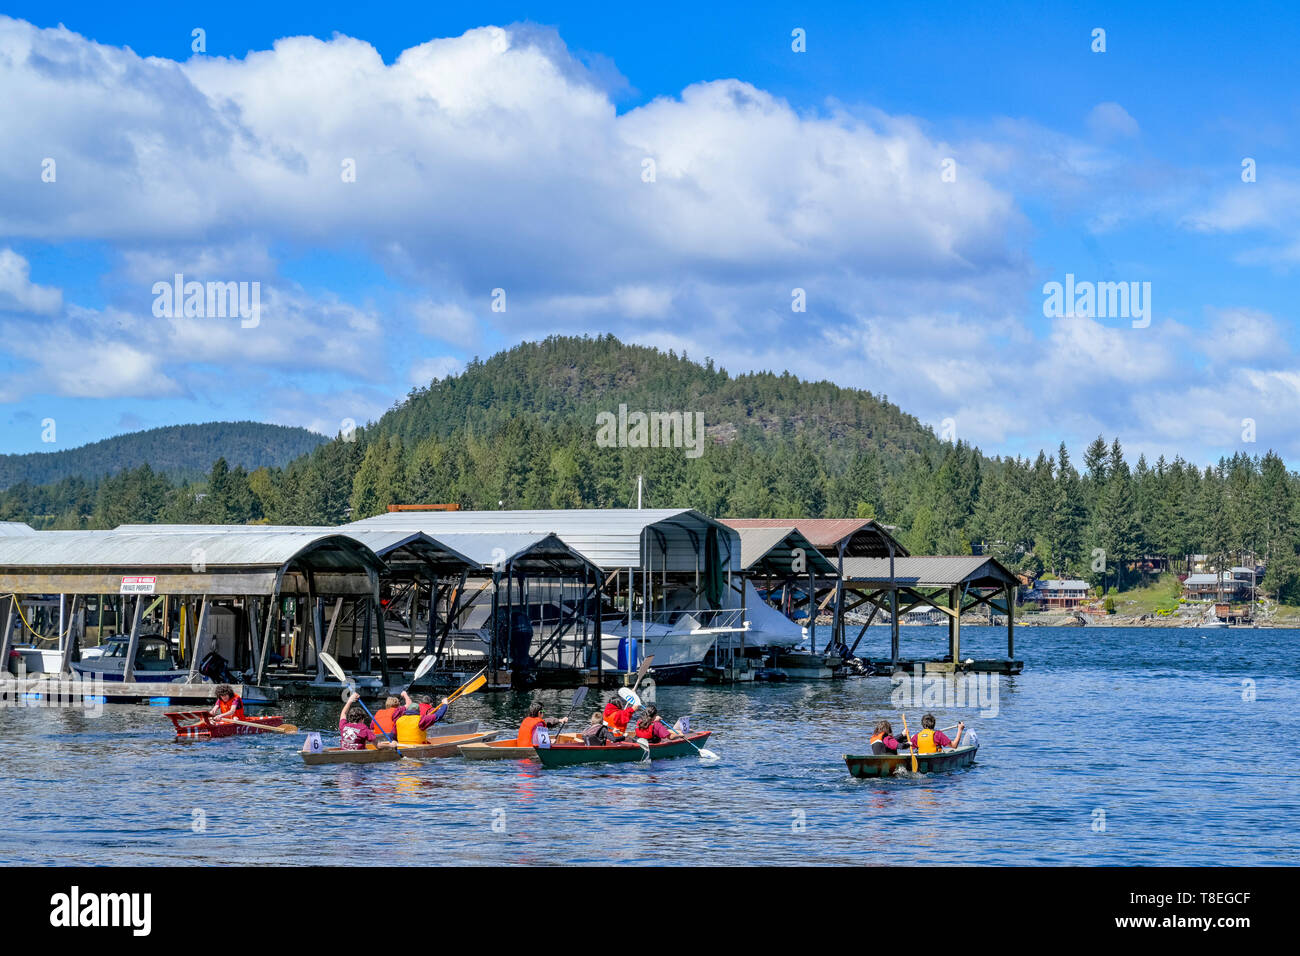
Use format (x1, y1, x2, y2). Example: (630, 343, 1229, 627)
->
(0, 675, 276, 706)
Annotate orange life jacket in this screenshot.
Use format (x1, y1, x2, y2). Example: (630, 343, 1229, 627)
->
(372, 707, 401, 737)
(215, 696, 244, 720)
(517, 716, 545, 747)
(603, 702, 631, 734)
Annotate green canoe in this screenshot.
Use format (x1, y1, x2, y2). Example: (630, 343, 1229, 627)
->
(534, 732, 712, 768)
(843, 743, 978, 778)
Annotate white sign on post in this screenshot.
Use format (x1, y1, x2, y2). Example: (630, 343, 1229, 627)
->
(120, 576, 156, 595)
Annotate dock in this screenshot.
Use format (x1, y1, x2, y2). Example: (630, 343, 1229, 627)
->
(1, 675, 276, 706)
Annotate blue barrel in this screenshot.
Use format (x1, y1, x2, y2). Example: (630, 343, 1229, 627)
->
(617, 638, 640, 671)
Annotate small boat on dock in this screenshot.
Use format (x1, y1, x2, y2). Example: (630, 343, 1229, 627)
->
(391, 730, 502, 759)
(301, 747, 403, 766)
(534, 732, 713, 767)
(167, 711, 285, 740)
(843, 743, 978, 778)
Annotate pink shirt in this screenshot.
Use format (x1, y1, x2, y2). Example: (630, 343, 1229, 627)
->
(339, 719, 376, 751)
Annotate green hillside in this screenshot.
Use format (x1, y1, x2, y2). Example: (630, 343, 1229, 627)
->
(0, 422, 325, 489)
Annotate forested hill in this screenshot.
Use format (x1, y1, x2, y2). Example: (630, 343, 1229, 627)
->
(372, 334, 943, 461)
(4, 335, 1300, 603)
(0, 422, 325, 489)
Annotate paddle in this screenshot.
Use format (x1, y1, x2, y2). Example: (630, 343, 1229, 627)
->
(319, 651, 396, 745)
(558, 685, 589, 741)
(656, 716, 720, 761)
(218, 716, 299, 735)
(401, 654, 439, 695)
(901, 713, 918, 772)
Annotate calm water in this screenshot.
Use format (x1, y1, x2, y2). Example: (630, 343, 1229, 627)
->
(1, 625, 1296, 866)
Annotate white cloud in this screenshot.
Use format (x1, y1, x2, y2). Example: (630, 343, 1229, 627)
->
(1086, 102, 1139, 141)
(0, 248, 61, 314)
(409, 355, 464, 385)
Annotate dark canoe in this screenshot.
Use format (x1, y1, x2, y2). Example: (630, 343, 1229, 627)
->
(535, 731, 712, 768)
(458, 732, 584, 761)
(394, 731, 502, 759)
(301, 747, 402, 766)
(843, 744, 978, 778)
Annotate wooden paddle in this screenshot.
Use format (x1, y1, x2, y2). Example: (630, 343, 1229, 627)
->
(218, 716, 299, 735)
(901, 713, 918, 772)
(319, 651, 396, 745)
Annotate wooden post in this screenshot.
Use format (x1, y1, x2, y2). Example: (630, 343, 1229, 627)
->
(0, 595, 14, 679)
(185, 597, 209, 683)
(58, 595, 82, 674)
(312, 596, 326, 683)
(256, 596, 278, 686)
(122, 597, 145, 683)
(1005, 583, 1015, 659)
(247, 599, 261, 675)
(808, 568, 816, 654)
(949, 586, 961, 663)
(374, 588, 391, 687)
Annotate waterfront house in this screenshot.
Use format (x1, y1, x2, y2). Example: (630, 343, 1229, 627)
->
(1028, 578, 1091, 609)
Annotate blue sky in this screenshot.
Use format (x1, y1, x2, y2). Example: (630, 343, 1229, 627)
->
(1, 2, 1298, 466)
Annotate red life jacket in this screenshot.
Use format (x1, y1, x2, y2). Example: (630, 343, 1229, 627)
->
(215, 695, 244, 720)
(517, 716, 546, 747)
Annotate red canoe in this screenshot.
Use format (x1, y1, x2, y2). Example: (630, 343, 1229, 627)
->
(167, 711, 284, 740)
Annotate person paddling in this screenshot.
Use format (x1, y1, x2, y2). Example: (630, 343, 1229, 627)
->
(516, 702, 567, 747)
(209, 685, 244, 722)
(632, 704, 682, 743)
(602, 695, 637, 738)
(868, 719, 901, 755)
(371, 694, 406, 739)
(393, 694, 452, 746)
(908, 713, 965, 753)
(340, 692, 394, 751)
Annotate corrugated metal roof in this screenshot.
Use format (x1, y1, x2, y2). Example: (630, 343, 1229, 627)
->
(347, 508, 740, 572)
(0, 522, 36, 536)
(732, 526, 837, 575)
(0, 528, 383, 572)
(840, 555, 1017, 588)
(426, 532, 598, 573)
(722, 518, 909, 557)
(1035, 579, 1090, 590)
(114, 523, 476, 572)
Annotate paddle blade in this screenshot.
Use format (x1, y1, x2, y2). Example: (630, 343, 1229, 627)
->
(570, 685, 589, 710)
(449, 675, 486, 702)
(411, 654, 438, 684)
(635, 738, 651, 762)
(318, 651, 349, 686)
(618, 687, 642, 709)
(275, 723, 299, 734)
(698, 748, 720, 761)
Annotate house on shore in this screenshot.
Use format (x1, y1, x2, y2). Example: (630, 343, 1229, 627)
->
(1026, 578, 1091, 610)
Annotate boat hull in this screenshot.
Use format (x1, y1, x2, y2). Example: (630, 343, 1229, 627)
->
(843, 744, 978, 778)
(167, 711, 284, 740)
(457, 733, 583, 760)
(301, 747, 402, 766)
(535, 731, 712, 767)
(389, 731, 501, 758)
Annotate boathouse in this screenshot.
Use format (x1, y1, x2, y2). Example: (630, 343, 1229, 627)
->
(0, 526, 389, 703)
(347, 509, 743, 683)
